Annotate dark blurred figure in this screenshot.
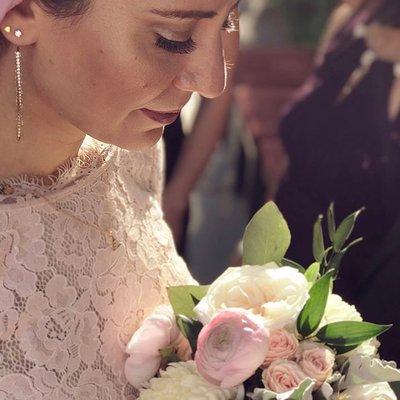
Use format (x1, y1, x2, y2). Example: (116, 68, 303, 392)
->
(275, 0, 400, 361)
(164, 118, 189, 256)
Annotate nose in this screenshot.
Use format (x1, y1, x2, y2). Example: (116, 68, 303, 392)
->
(174, 34, 227, 99)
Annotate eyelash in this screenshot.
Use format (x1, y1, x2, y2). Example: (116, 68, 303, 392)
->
(155, 12, 237, 55)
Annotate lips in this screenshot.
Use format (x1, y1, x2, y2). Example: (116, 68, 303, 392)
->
(141, 108, 181, 125)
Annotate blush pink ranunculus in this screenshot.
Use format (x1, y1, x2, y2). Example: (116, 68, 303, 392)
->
(262, 360, 308, 393)
(262, 329, 299, 367)
(194, 309, 269, 388)
(297, 342, 335, 384)
(124, 305, 189, 388)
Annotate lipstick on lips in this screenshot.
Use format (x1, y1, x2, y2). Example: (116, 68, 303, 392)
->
(141, 108, 180, 125)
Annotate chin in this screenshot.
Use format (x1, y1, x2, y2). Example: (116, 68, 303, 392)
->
(114, 127, 165, 151)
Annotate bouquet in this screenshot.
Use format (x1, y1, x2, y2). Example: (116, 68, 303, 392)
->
(124, 202, 400, 399)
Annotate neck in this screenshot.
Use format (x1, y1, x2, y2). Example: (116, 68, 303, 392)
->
(0, 47, 85, 182)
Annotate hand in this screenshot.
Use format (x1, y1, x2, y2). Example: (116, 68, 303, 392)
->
(365, 24, 400, 63)
(162, 184, 189, 246)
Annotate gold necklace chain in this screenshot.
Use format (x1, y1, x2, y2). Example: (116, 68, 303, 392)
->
(35, 192, 122, 251)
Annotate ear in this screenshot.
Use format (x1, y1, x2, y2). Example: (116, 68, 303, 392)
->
(1, 0, 41, 47)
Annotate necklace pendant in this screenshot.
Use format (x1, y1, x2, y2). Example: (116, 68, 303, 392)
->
(108, 231, 122, 251)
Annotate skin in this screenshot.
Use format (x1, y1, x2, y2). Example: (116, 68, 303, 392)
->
(0, 0, 239, 180)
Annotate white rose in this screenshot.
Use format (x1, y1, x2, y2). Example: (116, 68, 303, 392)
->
(337, 383, 396, 399)
(321, 295, 380, 361)
(195, 264, 309, 329)
(138, 361, 245, 400)
(321, 294, 362, 326)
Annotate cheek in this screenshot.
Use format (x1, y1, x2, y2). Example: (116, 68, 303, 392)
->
(83, 39, 182, 111)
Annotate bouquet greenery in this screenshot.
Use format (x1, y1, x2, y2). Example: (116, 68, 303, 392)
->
(124, 202, 399, 399)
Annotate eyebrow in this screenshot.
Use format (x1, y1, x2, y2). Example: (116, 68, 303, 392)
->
(150, 0, 240, 20)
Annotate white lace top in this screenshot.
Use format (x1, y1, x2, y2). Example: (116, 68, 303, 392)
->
(0, 137, 194, 399)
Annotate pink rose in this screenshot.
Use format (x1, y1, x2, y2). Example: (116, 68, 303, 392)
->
(262, 360, 308, 393)
(298, 342, 335, 384)
(124, 305, 188, 388)
(262, 329, 299, 367)
(195, 309, 269, 388)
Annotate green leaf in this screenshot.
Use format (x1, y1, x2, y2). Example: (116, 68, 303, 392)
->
(176, 315, 203, 354)
(282, 258, 306, 273)
(316, 321, 392, 346)
(332, 344, 359, 355)
(329, 251, 346, 278)
(243, 202, 291, 265)
(333, 208, 365, 252)
(327, 203, 336, 242)
(343, 237, 364, 252)
(167, 285, 209, 319)
(313, 215, 325, 263)
(304, 262, 320, 283)
(297, 271, 333, 337)
(328, 237, 363, 278)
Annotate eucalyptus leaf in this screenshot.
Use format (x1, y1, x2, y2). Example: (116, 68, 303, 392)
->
(167, 285, 209, 319)
(316, 321, 392, 346)
(313, 215, 325, 263)
(297, 271, 333, 337)
(243, 202, 291, 265)
(333, 208, 365, 252)
(248, 378, 314, 400)
(327, 202, 336, 242)
(288, 378, 315, 400)
(304, 262, 320, 283)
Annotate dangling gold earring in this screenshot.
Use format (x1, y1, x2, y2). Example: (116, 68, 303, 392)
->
(3, 26, 24, 142)
(15, 44, 23, 142)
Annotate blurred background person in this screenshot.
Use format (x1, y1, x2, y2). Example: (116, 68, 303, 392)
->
(273, 0, 400, 361)
(165, 0, 335, 282)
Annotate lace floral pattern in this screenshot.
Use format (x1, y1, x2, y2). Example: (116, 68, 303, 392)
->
(0, 139, 194, 399)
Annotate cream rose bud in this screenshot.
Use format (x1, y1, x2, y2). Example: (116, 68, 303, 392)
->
(124, 305, 183, 388)
(298, 341, 335, 384)
(195, 263, 309, 329)
(337, 382, 397, 399)
(262, 360, 309, 393)
(262, 329, 299, 367)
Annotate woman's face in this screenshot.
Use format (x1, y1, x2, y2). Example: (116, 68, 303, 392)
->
(27, 0, 239, 150)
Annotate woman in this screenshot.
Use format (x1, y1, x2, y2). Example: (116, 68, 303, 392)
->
(0, 0, 239, 398)
(275, 0, 400, 361)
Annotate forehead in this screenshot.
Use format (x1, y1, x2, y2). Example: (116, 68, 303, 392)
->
(134, 0, 235, 12)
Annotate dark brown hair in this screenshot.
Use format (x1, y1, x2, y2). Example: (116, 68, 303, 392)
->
(0, 0, 91, 56)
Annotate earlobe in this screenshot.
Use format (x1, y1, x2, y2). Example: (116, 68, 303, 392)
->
(1, 1, 39, 46)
